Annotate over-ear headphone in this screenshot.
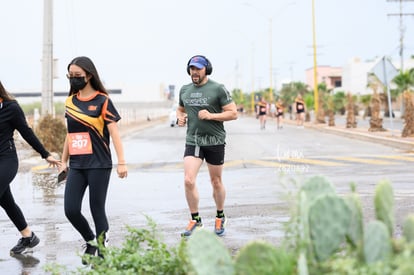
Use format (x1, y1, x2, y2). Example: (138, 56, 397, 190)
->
(186, 55, 213, 75)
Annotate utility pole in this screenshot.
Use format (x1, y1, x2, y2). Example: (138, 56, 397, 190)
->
(273, 68, 279, 96)
(387, 0, 414, 72)
(243, 2, 295, 104)
(269, 18, 273, 102)
(41, 0, 54, 116)
(312, 0, 319, 118)
(251, 43, 255, 113)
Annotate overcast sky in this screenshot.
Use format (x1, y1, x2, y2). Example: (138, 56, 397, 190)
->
(1, 0, 413, 100)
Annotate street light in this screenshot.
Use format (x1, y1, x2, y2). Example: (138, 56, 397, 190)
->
(312, 0, 319, 118)
(268, 17, 273, 102)
(243, 2, 295, 103)
(42, 0, 54, 116)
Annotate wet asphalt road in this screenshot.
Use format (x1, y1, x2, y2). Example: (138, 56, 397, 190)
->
(0, 115, 412, 274)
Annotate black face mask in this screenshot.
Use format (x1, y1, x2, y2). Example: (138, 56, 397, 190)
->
(70, 77, 87, 91)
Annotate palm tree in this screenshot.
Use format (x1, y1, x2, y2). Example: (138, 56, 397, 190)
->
(327, 95, 335, 126)
(410, 68, 414, 84)
(392, 69, 414, 118)
(304, 93, 314, 122)
(365, 73, 382, 116)
(360, 94, 372, 119)
(315, 83, 327, 123)
(366, 73, 385, 130)
(393, 68, 414, 137)
(393, 70, 413, 93)
(332, 91, 346, 115)
(402, 91, 414, 137)
(346, 93, 357, 128)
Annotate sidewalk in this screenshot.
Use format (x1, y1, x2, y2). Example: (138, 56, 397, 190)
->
(288, 116, 414, 152)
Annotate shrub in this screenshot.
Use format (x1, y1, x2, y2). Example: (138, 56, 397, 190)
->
(45, 217, 188, 275)
(35, 114, 66, 154)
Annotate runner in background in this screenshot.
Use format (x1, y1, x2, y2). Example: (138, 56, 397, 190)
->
(256, 97, 269, 130)
(275, 98, 284, 129)
(0, 80, 60, 256)
(294, 94, 305, 128)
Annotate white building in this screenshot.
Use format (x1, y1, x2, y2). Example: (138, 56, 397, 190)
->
(341, 57, 414, 96)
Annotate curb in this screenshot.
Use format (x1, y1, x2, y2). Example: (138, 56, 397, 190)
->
(307, 124, 414, 151)
(278, 115, 414, 151)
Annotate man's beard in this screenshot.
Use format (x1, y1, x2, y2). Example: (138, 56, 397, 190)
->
(192, 74, 205, 86)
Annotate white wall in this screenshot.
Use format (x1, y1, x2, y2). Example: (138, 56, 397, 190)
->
(341, 57, 376, 95)
(341, 57, 414, 96)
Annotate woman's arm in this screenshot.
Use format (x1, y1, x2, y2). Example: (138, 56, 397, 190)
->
(107, 122, 127, 178)
(59, 135, 69, 172)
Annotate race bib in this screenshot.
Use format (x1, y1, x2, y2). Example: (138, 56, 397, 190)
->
(278, 109, 283, 113)
(298, 105, 303, 110)
(68, 132, 93, 155)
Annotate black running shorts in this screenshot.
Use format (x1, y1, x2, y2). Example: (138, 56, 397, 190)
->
(184, 144, 225, 165)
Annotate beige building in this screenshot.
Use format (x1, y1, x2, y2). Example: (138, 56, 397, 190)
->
(305, 65, 342, 91)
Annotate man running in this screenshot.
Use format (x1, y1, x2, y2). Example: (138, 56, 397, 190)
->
(176, 55, 237, 237)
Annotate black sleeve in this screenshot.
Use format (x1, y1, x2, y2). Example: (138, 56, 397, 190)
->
(11, 103, 50, 159)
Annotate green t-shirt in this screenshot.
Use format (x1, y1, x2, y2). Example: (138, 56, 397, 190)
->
(179, 79, 233, 146)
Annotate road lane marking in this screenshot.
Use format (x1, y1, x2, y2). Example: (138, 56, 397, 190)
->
(333, 156, 398, 165)
(247, 160, 289, 168)
(277, 157, 345, 166)
(375, 155, 414, 162)
(125, 153, 413, 171)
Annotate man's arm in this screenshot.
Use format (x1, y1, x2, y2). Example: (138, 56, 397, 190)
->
(198, 102, 238, 122)
(176, 105, 188, 126)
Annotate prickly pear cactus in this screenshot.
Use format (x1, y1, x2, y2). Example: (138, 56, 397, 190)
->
(363, 220, 392, 263)
(374, 180, 395, 236)
(298, 191, 310, 242)
(402, 214, 414, 242)
(186, 229, 234, 275)
(308, 194, 351, 261)
(297, 176, 337, 265)
(301, 175, 336, 205)
(297, 191, 311, 274)
(345, 190, 363, 247)
(297, 251, 309, 275)
(234, 240, 295, 275)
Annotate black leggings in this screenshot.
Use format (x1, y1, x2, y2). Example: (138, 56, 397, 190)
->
(0, 156, 28, 231)
(64, 168, 111, 242)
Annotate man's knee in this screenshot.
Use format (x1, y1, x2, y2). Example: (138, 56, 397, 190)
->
(184, 176, 196, 189)
(210, 177, 223, 188)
